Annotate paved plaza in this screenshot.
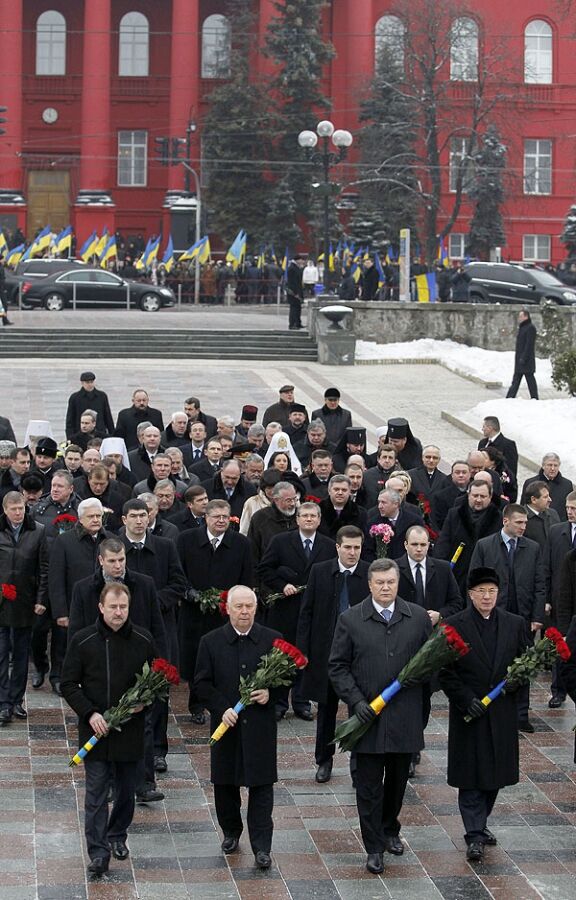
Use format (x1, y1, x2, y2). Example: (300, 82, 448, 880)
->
(1, 316, 574, 899)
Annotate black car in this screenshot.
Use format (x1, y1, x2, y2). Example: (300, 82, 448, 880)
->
(22, 268, 175, 312)
(464, 262, 576, 306)
(5, 259, 88, 306)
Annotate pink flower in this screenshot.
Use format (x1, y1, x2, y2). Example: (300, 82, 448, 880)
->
(369, 523, 395, 543)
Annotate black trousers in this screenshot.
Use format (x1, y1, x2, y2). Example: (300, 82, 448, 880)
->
(551, 660, 567, 699)
(213, 783, 274, 854)
(151, 697, 169, 758)
(355, 752, 412, 853)
(136, 706, 156, 791)
(458, 787, 499, 844)
(288, 297, 302, 328)
(31, 612, 67, 683)
(275, 669, 310, 715)
(0, 626, 31, 709)
(315, 683, 341, 765)
(506, 372, 538, 399)
(84, 759, 140, 861)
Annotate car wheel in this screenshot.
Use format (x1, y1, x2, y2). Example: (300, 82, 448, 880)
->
(44, 293, 65, 311)
(469, 292, 486, 304)
(139, 292, 161, 312)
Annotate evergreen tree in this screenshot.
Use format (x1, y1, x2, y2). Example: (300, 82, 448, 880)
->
(202, 0, 273, 245)
(264, 175, 301, 250)
(560, 205, 576, 257)
(466, 126, 506, 260)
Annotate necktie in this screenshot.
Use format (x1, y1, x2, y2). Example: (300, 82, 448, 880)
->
(226, 488, 233, 499)
(131, 541, 143, 551)
(415, 563, 425, 606)
(194, 449, 201, 461)
(508, 538, 518, 614)
(572, 526, 576, 550)
(339, 570, 350, 614)
(211, 537, 219, 552)
(303, 538, 312, 558)
(380, 607, 392, 622)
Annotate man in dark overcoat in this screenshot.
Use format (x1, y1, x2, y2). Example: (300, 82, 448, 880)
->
(258, 502, 335, 720)
(194, 585, 281, 870)
(439, 567, 529, 862)
(61, 582, 155, 878)
(560, 617, 576, 765)
(329, 558, 432, 874)
(65, 371, 114, 440)
(521, 454, 573, 520)
(318, 474, 367, 541)
(506, 309, 538, 399)
(542, 493, 576, 707)
(114, 390, 164, 451)
(310, 387, 353, 446)
(177, 499, 253, 723)
(365, 487, 424, 561)
(407, 445, 450, 505)
(298, 526, 369, 782)
(285, 256, 305, 330)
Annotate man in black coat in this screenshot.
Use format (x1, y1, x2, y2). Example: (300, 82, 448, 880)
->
(300, 450, 334, 501)
(431, 460, 471, 531)
(311, 387, 353, 447)
(407, 446, 450, 505)
(202, 459, 256, 521)
(61, 582, 155, 877)
(477, 416, 518, 478)
(433, 480, 503, 596)
(360, 257, 379, 300)
(521, 453, 573, 521)
(194, 586, 281, 869)
(543, 497, 576, 707)
(167, 484, 208, 533)
(439, 568, 529, 863)
(286, 256, 305, 329)
(258, 502, 335, 720)
(262, 385, 303, 430)
(127, 425, 165, 482)
(184, 397, 218, 440)
(365, 487, 424, 561)
(329, 558, 432, 874)
(247, 481, 299, 577)
(298, 526, 369, 782)
(506, 309, 538, 399)
(177, 500, 253, 723)
(318, 475, 367, 542)
(560, 617, 576, 766)
(65, 372, 114, 440)
(115, 390, 164, 452)
(188, 436, 224, 482)
(470, 503, 545, 731)
(523, 481, 560, 549)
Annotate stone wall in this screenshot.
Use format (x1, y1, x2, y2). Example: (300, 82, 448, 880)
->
(308, 299, 576, 354)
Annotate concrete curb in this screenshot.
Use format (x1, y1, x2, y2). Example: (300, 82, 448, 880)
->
(441, 411, 541, 474)
(355, 357, 503, 389)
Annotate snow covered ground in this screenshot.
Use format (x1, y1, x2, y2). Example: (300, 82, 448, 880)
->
(356, 338, 575, 481)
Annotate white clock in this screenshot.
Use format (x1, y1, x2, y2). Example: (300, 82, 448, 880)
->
(42, 107, 58, 124)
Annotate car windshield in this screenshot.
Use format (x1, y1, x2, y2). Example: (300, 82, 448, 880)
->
(528, 269, 564, 288)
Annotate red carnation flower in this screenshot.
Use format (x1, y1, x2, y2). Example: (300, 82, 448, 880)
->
(219, 600, 229, 617)
(219, 591, 228, 601)
(1, 583, 17, 602)
(440, 623, 470, 657)
(151, 657, 180, 685)
(545, 627, 571, 662)
(305, 495, 322, 504)
(273, 638, 308, 669)
(53, 513, 78, 524)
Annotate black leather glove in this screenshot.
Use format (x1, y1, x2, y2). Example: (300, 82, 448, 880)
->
(353, 701, 377, 724)
(185, 587, 199, 603)
(466, 698, 487, 720)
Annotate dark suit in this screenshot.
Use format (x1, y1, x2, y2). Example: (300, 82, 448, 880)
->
(365, 505, 425, 561)
(318, 498, 367, 542)
(65, 386, 114, 440)
(298, 559, 369, 764)
(310, 405, 353, 447)
(188, 457, 222, 482)
(167, 507, 204, 533)
(544, 521, 575, 698)
(201, 473, 256, 521)
(524, 505, 560, 550)
(478, 434, 518, 478)
(329, 596, 432, 853)
(194, 622, 281, 853)
(397, 555, 462, 619)
(439, 606, 528, 844)
(433, 502, 502, 595)
(128, 447, 166, 483)
(406, 466, 450, 504)
(115, 406, 164, 452)
(431, 482, 468, 531)
(521, 470, 574, 521)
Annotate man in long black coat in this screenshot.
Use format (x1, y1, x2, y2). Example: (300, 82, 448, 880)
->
(286, 256, 305, 329)
(521, 455, 573, 521)
(439, 567, 529, 862)
(318, 475, 367, 542)
(560, 618, 576, 766)
(329, 558, 432, 875)
(65, 372, 114, 440)
(407, 446, 450, 505)
(506, 309, 538, 398)
(365, 487, 424, 561)
(177, 500, 253, 723)
(194, 586, 280, 869)
(311, 387, 353, 446)
(115, 390, 164, 451)
(298, 526, 369, 783)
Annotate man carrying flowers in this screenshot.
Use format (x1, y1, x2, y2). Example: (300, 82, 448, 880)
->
(329, 558, 432, 875)
(439, 567, 530, 864)
(194, 585, 283, 871)
(61, 582, 155, 879)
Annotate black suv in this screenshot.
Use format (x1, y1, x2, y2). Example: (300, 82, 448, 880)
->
(463, 262, 576, 305)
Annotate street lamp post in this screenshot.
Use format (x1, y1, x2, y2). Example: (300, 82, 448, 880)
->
(297, 120, 353, 289)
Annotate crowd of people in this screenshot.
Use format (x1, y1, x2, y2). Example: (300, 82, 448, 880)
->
(1, 375, 575, 878)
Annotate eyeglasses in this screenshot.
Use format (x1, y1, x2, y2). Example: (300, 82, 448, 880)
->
(471, 588, 498, 597)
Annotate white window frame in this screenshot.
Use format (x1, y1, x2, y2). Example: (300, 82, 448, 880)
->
(450, 17, 478, 82)
(449, 233, 466, 260)
(523, 234, 550, 261)
(524, 139, 552, 195)
(119, 11, 149, 77)
(525, 20, 552, 84)
(36, 10, 66, 76)
(201, 14, 231, 78)
(375, 15, 405, 72)
(118, 131, 147, 187)
(449, 137, 474, 193)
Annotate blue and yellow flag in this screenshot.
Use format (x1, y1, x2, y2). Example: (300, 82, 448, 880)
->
(79, 230, 98, 263)
(179, 235, 207, 263)
(94, 229, 109, 261)
(197, 237, 211, 265)
(161, 235, 174, 272)
(30, 225, 52, 257)
(437, 238, 449, 268)
(374, 253, 386, 288)
(0, 232, 8, 259)
(281, 247, 290, 273)
(100, 235, 117, 267)
(5, 242, 25, 268)
(54, 225, 73, 256)
(143, 234, 161, 268)
(226, 229, 246, 270)
(416, 272, 437, 302)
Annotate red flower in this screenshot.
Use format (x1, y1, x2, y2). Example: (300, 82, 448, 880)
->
(52, 513, 78, 524)
(1, 583, 17, 602)
(229, 516, 240, 525)
(272, 638, 308, 669)
(440, 623, 470, 657)
(219, 591, 228, 601)
(305, 495, 322, 504)
(545, 627, 571, 662)
(219, 600, 229, 617)
(151, 657, 180, 685)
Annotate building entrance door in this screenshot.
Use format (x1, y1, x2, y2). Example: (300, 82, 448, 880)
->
(26, 170, 70, 238)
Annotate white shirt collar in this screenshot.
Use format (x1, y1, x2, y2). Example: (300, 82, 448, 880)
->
(372, 598, 395, 617)
(338, 561, 358, 574)
(408, 557, 426, 576)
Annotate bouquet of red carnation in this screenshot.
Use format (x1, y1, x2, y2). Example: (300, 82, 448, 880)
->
(262, 585, 306, 608)
(369, 523, 395, 558)
(52, 513, 78, 534)
(305, 495, 322, 504)
(209, 639, 308, 745)
(464, 627, 571, 723)
(1, 583, 17, 602)
(334, 623, 470, 752)
(189, 587, 229, 615)
(69, 657, 180, 766)
(417, 493, 439, 542)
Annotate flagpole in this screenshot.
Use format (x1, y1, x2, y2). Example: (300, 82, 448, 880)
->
(180, 161, 202, 305)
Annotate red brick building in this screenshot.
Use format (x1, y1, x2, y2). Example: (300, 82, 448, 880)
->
(0, 1, 574, 262)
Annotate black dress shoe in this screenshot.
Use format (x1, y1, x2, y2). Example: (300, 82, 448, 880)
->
(254, 850, 271, 869)
(87, 857, 109, 877)
(0, 709, 12, 726)
(135, 787, 165, 803)
(384, 835, 404, 855)
(110, 840, 129, 860)
(413, 751, 421, 765)
(12, 704, 27, 719)
(51, 680, 62, 697)
(221, 835, 240, 854)
(408, 760, 416, 778)
(154, 756, 167, 773)
(482, 828, 497, 846)
(315, 761, 333, 783)
(293, 709, 314, 721)
(32, 672, 45, 689)
(466, 841, 484, 861)
(275, 709, 286, 722)
(548, 695, 564, 708)
(366, 852, 384, 874)
(190, 711, 206, 725)
(518, 719, 535, 733)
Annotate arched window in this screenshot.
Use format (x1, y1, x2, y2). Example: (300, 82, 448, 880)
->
(375, 15, 405, 72)
(525, 20, 552, 84)
(119, 12, 149, 76)
(36, 10, 66, 76)
(201, 14, 231, 78)
(450, 17, 478, 81)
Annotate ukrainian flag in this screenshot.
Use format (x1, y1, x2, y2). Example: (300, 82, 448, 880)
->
(281, 247, 290, 274)
(94, 229, 109, 261)
(134, 237, 152, 270)
(100, 235, 117, 267)
(374, 253, 386, 288)
(79, 230, 98, 263)
(5, 243, 25, 268)
(197, 237, 211, 265)
(416, 272, 437, 302)
(437, 238, 450, 268)
(226, 229, 246, 270)
(30, 225, 52, 257)
(161, 235, 174, 272)
(179, 235, 206, 263)
(0, 232, 7, 258)
(54, 225, 73, 256)
(143, 235, 161, 268)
